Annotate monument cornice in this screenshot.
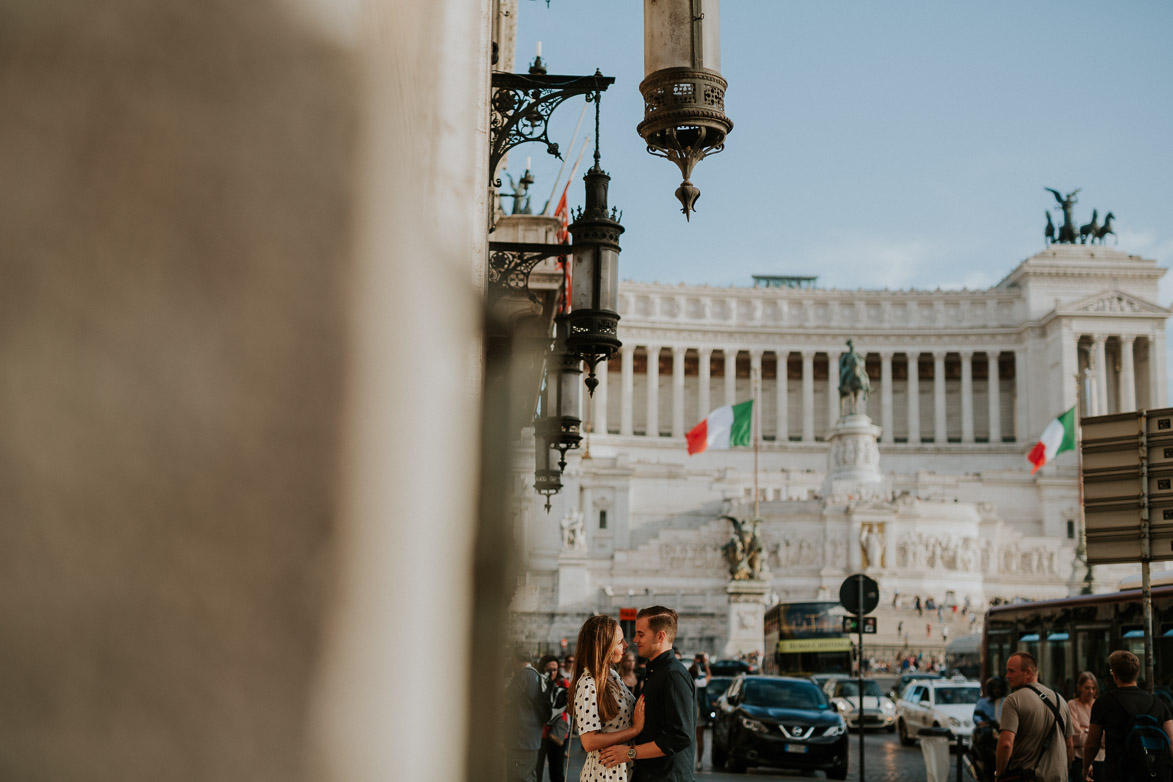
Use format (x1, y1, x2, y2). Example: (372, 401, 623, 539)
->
(616, 324, 1028, 348)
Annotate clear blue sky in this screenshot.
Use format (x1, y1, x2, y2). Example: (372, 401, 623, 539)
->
(513, 1, 1173, 299)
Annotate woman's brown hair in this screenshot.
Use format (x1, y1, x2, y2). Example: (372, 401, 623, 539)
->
(570, 614, 623, 725)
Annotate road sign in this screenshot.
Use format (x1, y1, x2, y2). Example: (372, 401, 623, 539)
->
(619, 608, 637, 621)
(1081, 408, 1173, 564)
(838, 573, 879, 616)
(842, 616, 877, 634)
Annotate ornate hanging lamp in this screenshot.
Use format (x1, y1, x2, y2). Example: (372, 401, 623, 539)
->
(537, 314, 584, 471)
(533, 396, 562, 513)
(637, 0, 733, 220)
(566, 96, 624, 395)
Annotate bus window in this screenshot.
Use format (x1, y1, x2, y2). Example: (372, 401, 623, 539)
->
(1074, 626, 1111, 698)
(985, 625, 1013, 680)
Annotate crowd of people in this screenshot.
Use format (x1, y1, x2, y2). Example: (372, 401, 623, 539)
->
(970, 650, 1172, 782)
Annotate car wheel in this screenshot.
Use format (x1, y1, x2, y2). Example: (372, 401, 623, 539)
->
(711, 743, 727, 769)
(898, 718, 915, 747)
(729, 755, 747, 774)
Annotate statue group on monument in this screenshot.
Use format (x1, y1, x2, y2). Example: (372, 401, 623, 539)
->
(721, 515, 766, 581)
(1044, 188, 1115, 246)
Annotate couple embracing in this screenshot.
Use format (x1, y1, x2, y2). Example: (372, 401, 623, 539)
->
(571, 606, 696, 782)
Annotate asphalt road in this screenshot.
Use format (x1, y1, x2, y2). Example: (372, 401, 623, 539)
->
(551, 728, 969, 782)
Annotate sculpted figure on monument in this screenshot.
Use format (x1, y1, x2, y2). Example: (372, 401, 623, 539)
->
(860, 524, 885, 569)
(838, 338, 871, 417)
(560, 509, 587, 553)
(1045, 187, 1080, 244)
(720, 515, 765, 580)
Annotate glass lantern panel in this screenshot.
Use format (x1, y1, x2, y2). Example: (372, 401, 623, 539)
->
(596, 247, 620, 313)
(571, 247, 597, 312)
(643, 0, 721, 75)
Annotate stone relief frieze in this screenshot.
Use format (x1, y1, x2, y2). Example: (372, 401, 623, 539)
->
(894, 532, 1060, 578)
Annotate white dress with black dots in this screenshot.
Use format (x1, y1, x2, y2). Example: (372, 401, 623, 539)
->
(574, 668, 636, 782)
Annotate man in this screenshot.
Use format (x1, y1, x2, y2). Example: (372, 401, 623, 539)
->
(560, 654, 575, 681)
(1084, 650, 1173, 782)
(599, 606, 695, 781)
(505, 648, 545, 782)
(535, 655, 569, 782)
(995, 651, 1073, 782)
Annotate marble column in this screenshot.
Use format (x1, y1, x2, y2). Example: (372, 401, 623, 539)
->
(1015, 347, 1029, 442)
(620, 343, 634, 436)
(933, 350, 947, 443)
(802, 350, 815, 442)
(987, 351, 1001, 443)
(828, 349, 841, 430)
(645, 344, 660, 437)
(880, 351, 893, 443)
(672, 346, 687, 437)
(593, 356, 609, 436)
(750, 350, 763, 442)
(960, 349, 974, 444)
(907, 352, 921, 443)
(1152, 329, 1167, 409)
(724, 348, 737, 407)
(698, 347, 712, 420)
(1092, 334, 1108, 415)
(1119, 335, 1137, 412)
(776, 351, 789, 442)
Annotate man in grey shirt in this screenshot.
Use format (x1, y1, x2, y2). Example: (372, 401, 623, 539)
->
(996, 652, 1074, 782)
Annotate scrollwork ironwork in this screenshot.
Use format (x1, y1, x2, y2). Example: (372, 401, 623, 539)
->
(489, 71, 614, 188)
(486, 241, 569, 307)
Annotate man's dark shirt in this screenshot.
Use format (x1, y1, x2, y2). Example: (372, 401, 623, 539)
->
(634, 649, 696, 781)
(1090, 686, 1172, 778)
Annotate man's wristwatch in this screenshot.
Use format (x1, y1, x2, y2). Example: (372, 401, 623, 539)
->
(627, 745, 637, 760)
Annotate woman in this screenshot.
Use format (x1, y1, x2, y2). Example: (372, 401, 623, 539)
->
(570, 615, 645, 782)
(689, 652, 711, 772)
(618, 649, 638, 691)
(1067, 671, 1104, 782)
(972, 676, 1006, 782)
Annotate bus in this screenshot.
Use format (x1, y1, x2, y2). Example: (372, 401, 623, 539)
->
(981, 583, 1173, 703)
(763, 601, 853, 676)
(945, 633, 981, 680)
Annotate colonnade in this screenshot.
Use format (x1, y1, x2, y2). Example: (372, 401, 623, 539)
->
(1074, 332, 1162, 416)
(591, 345, 1023, 445)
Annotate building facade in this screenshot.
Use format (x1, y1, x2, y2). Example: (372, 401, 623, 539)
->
(511, 244, 1169, 657)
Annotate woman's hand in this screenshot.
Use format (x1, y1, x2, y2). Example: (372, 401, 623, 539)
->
(632, 696, 646, 732)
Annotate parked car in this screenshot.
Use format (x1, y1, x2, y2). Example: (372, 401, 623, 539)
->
(810, 672, 850, 692)
(896, 679, 981, 746)
(712, 675, 848, 778)
(823, 678, 898, 732)
(701, 676, 735, 724)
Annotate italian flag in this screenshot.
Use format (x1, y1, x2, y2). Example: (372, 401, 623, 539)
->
(1027, 406, 1076, 474)
(687, 400, 753, 455)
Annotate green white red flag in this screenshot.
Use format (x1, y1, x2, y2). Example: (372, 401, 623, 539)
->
(1027, 406, 1076, 473)
(687, 400, 753, 455)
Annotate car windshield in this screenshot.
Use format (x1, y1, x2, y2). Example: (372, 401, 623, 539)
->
(934, 686, 980, 705)
(837, 681, 884, 698)
(743, 680, 827, 710)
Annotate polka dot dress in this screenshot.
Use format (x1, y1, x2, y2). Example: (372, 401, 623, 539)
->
(574, 668, 636, 782)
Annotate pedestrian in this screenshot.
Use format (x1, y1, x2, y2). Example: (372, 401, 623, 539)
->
(689, 652, 711, 772)
(995, 651, 1073, 782)
(915, 595, 923, 616)
(536, 654, 570, 782)
(1084, 650, 1173, 782)
(974, 676, 1007, 782)
(506, 647, 547, 782)
(943, 625, 950, 642)
(562, 654, 577, 681)
(569, 615, 646, 782)
(926, 622, 932, 639)
(1067, 671, 1104, 782)
(619, 649, 639, 691)
(599, 605, 696, 780)
(897, 620, 903, 635)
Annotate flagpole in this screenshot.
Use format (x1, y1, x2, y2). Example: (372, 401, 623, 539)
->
(543, 101, 588, 215)
(1075, 368, 1092, 593)
(753, 366, 760, 519)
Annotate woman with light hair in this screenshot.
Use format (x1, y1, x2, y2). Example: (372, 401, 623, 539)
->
(1067, 671, 1104, 782)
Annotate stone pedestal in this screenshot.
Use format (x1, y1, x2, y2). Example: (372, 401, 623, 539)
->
(557, 553, 590, 610)
(822, 414, 885, 500)
(724, 581, 769, 657)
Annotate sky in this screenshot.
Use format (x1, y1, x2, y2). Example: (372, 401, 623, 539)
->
(512, 1, 1173, 299)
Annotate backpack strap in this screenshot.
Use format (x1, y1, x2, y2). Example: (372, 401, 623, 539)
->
(1023, 685, 1065, 772)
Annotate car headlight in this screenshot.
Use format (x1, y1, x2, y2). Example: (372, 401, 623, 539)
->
(741, 717, 768, 733)
(825, 722, 847, 737)
(881, 701, 896, 713)
(947, 716, 962, 728)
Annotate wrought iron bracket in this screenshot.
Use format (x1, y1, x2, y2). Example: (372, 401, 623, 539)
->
(489, 71, 614, 188)
(486, 241, 569, 307)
